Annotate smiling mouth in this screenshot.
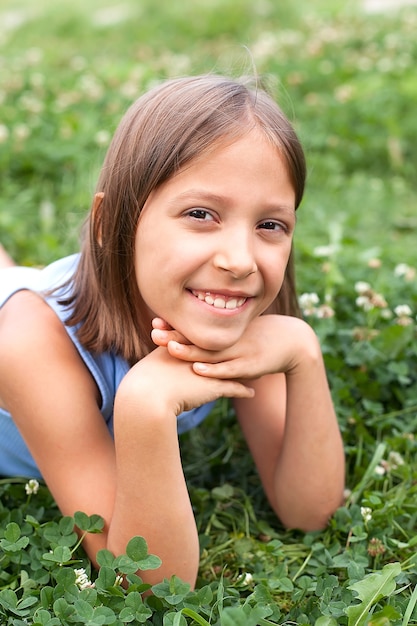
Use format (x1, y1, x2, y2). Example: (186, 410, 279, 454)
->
(191, 290, 247, 310)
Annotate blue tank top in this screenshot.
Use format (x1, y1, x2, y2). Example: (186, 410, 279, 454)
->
(0, 255, 215, 478)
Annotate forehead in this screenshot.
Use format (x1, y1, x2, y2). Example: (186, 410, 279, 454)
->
(143, 130, 296, 214)
(176, 129, 289, 178)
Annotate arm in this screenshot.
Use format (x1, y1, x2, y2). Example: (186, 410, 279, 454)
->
(233, 341, 344, 531)
(153, 315, 345, 531)
(0, 291, 253, 587)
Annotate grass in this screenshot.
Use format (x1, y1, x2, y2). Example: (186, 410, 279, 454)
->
(1, 0, 417, 623)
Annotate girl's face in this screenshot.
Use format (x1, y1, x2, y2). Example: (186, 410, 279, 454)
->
(134, 130, 296, 351)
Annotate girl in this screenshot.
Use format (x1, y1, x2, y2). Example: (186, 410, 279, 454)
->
(0, 74, 344, 587)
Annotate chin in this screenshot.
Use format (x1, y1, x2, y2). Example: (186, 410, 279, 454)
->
(190, 334, 239, 353)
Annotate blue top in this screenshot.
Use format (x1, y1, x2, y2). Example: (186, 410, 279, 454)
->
(0, 254, 215, 478)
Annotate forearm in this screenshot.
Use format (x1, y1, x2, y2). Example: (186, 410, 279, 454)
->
(107, 379, 200, 587)
(272, 345, 345, 530)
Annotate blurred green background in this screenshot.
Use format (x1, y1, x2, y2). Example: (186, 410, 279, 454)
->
(1, 0, 416, 292)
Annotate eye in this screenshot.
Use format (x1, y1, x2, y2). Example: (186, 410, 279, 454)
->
(187, 208, 214, 221)
(258, 220, 287, 232)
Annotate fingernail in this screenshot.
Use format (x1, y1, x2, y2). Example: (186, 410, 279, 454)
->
(194, 362, 207, 372)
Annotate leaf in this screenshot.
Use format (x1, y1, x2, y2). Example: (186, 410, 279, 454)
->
(126, 536, 148, 561)
(53, 598, 76, 621)
(42, 546, 72, 565)
(182, 608, 211, 626)
(0, 589, 18, 610)
(59, 516, 75, 535)
(73, 599, 94, 621)
(54, 568, 76, 587)
(220, 607, 250, 626)
(0, 535, 30, 552)
(152, 577, 191, 605)
(119, 592, 152, 623)
(136, 554, 162, 571)
(4, 522, 22, 542)
(113, 554, 138, 575)
(74, 511, 90, 531)
(95, 566, 117, 590)
(125, 537, 162, 571)
(32, 608, 62, 626)
(0, 522, 30, 553)
(163, 611, 187, 626)
(212, 484, 234, 500)
(96, 549, 115, 568)
(345, 562, 401, 626)
(315, 618, 338, 626)
(402, 581, 417, 626)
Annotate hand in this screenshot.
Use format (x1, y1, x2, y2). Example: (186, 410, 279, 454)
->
(151, 315, 321, 381)
(118, 343, 254, 417)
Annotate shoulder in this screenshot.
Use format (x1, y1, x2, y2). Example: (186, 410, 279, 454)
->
(0, 290, 100, 409)
(0, 290, 66, 352)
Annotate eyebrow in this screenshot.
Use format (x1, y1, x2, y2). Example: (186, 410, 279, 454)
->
(168, 189, 296, 214)
(168, 189, 229, 207)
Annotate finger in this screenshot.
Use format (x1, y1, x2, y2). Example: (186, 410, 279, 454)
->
(216, 380, 255, 399)
(151, 330, 192, 348)
(192, 359, 261, 380)
(152, 317, 173, 331)
(166, 340, 232, 364)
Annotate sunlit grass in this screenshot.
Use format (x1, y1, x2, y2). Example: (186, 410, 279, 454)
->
(1, 1, 417, 622)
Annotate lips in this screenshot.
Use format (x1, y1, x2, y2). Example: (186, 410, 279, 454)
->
(191, 289, 247, 310)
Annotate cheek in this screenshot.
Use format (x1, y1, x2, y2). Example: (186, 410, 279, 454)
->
(263, 251, 290, 288)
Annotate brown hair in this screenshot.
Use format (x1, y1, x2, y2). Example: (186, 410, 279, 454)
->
(61, 74, 306, 363)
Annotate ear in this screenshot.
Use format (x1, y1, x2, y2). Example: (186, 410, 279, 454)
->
(91, 192, 104, 246)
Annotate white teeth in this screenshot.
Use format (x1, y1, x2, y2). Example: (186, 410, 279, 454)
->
(191, 290, 246, 309)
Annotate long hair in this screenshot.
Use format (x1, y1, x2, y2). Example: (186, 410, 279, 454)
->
(60, 74, 306, 363)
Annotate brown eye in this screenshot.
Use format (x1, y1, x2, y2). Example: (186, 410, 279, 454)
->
(258, 221, 284, 231)
(187, 209, 213, 220)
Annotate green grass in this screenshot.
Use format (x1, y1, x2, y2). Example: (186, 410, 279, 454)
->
(1, 0, 417, 623)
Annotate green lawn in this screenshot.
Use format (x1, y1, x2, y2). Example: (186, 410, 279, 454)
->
(1, 1, 417, 623)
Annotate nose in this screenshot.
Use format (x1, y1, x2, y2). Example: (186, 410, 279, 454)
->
(212, 228, 258, 279)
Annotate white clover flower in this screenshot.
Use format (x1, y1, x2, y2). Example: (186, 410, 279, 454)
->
(19, 93, 43, 114)
(388, 451, 404, 469)
(313, 244, 337, 257)
(334, 84, 354, 103)
(14, 124, 30, 141)
(25, 479, 40, 495)
(238, 572, 254, 585)
(394, 263, 416, 281)
(380, 309, 393, 320)
(316, 304, 335, 319)
(115, 574, 124, 586)
(361, 507, 372, 522)
(356, 295, 374, 311)
(299, 292, 320, 316)
(394, 304, 413, 326)
(354, 281, 371, 295)
(74, 568, 95, 590)
(0, 124, 9, 143)
(370, 293, 388, 309)
(374, 464, 386, 476)
(299, 292, 320, 308)
(25, 47, 43, 66)
(394, 304, 412, 318)
(94, 130, 111, 147)
(70, 55, 87, 71)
